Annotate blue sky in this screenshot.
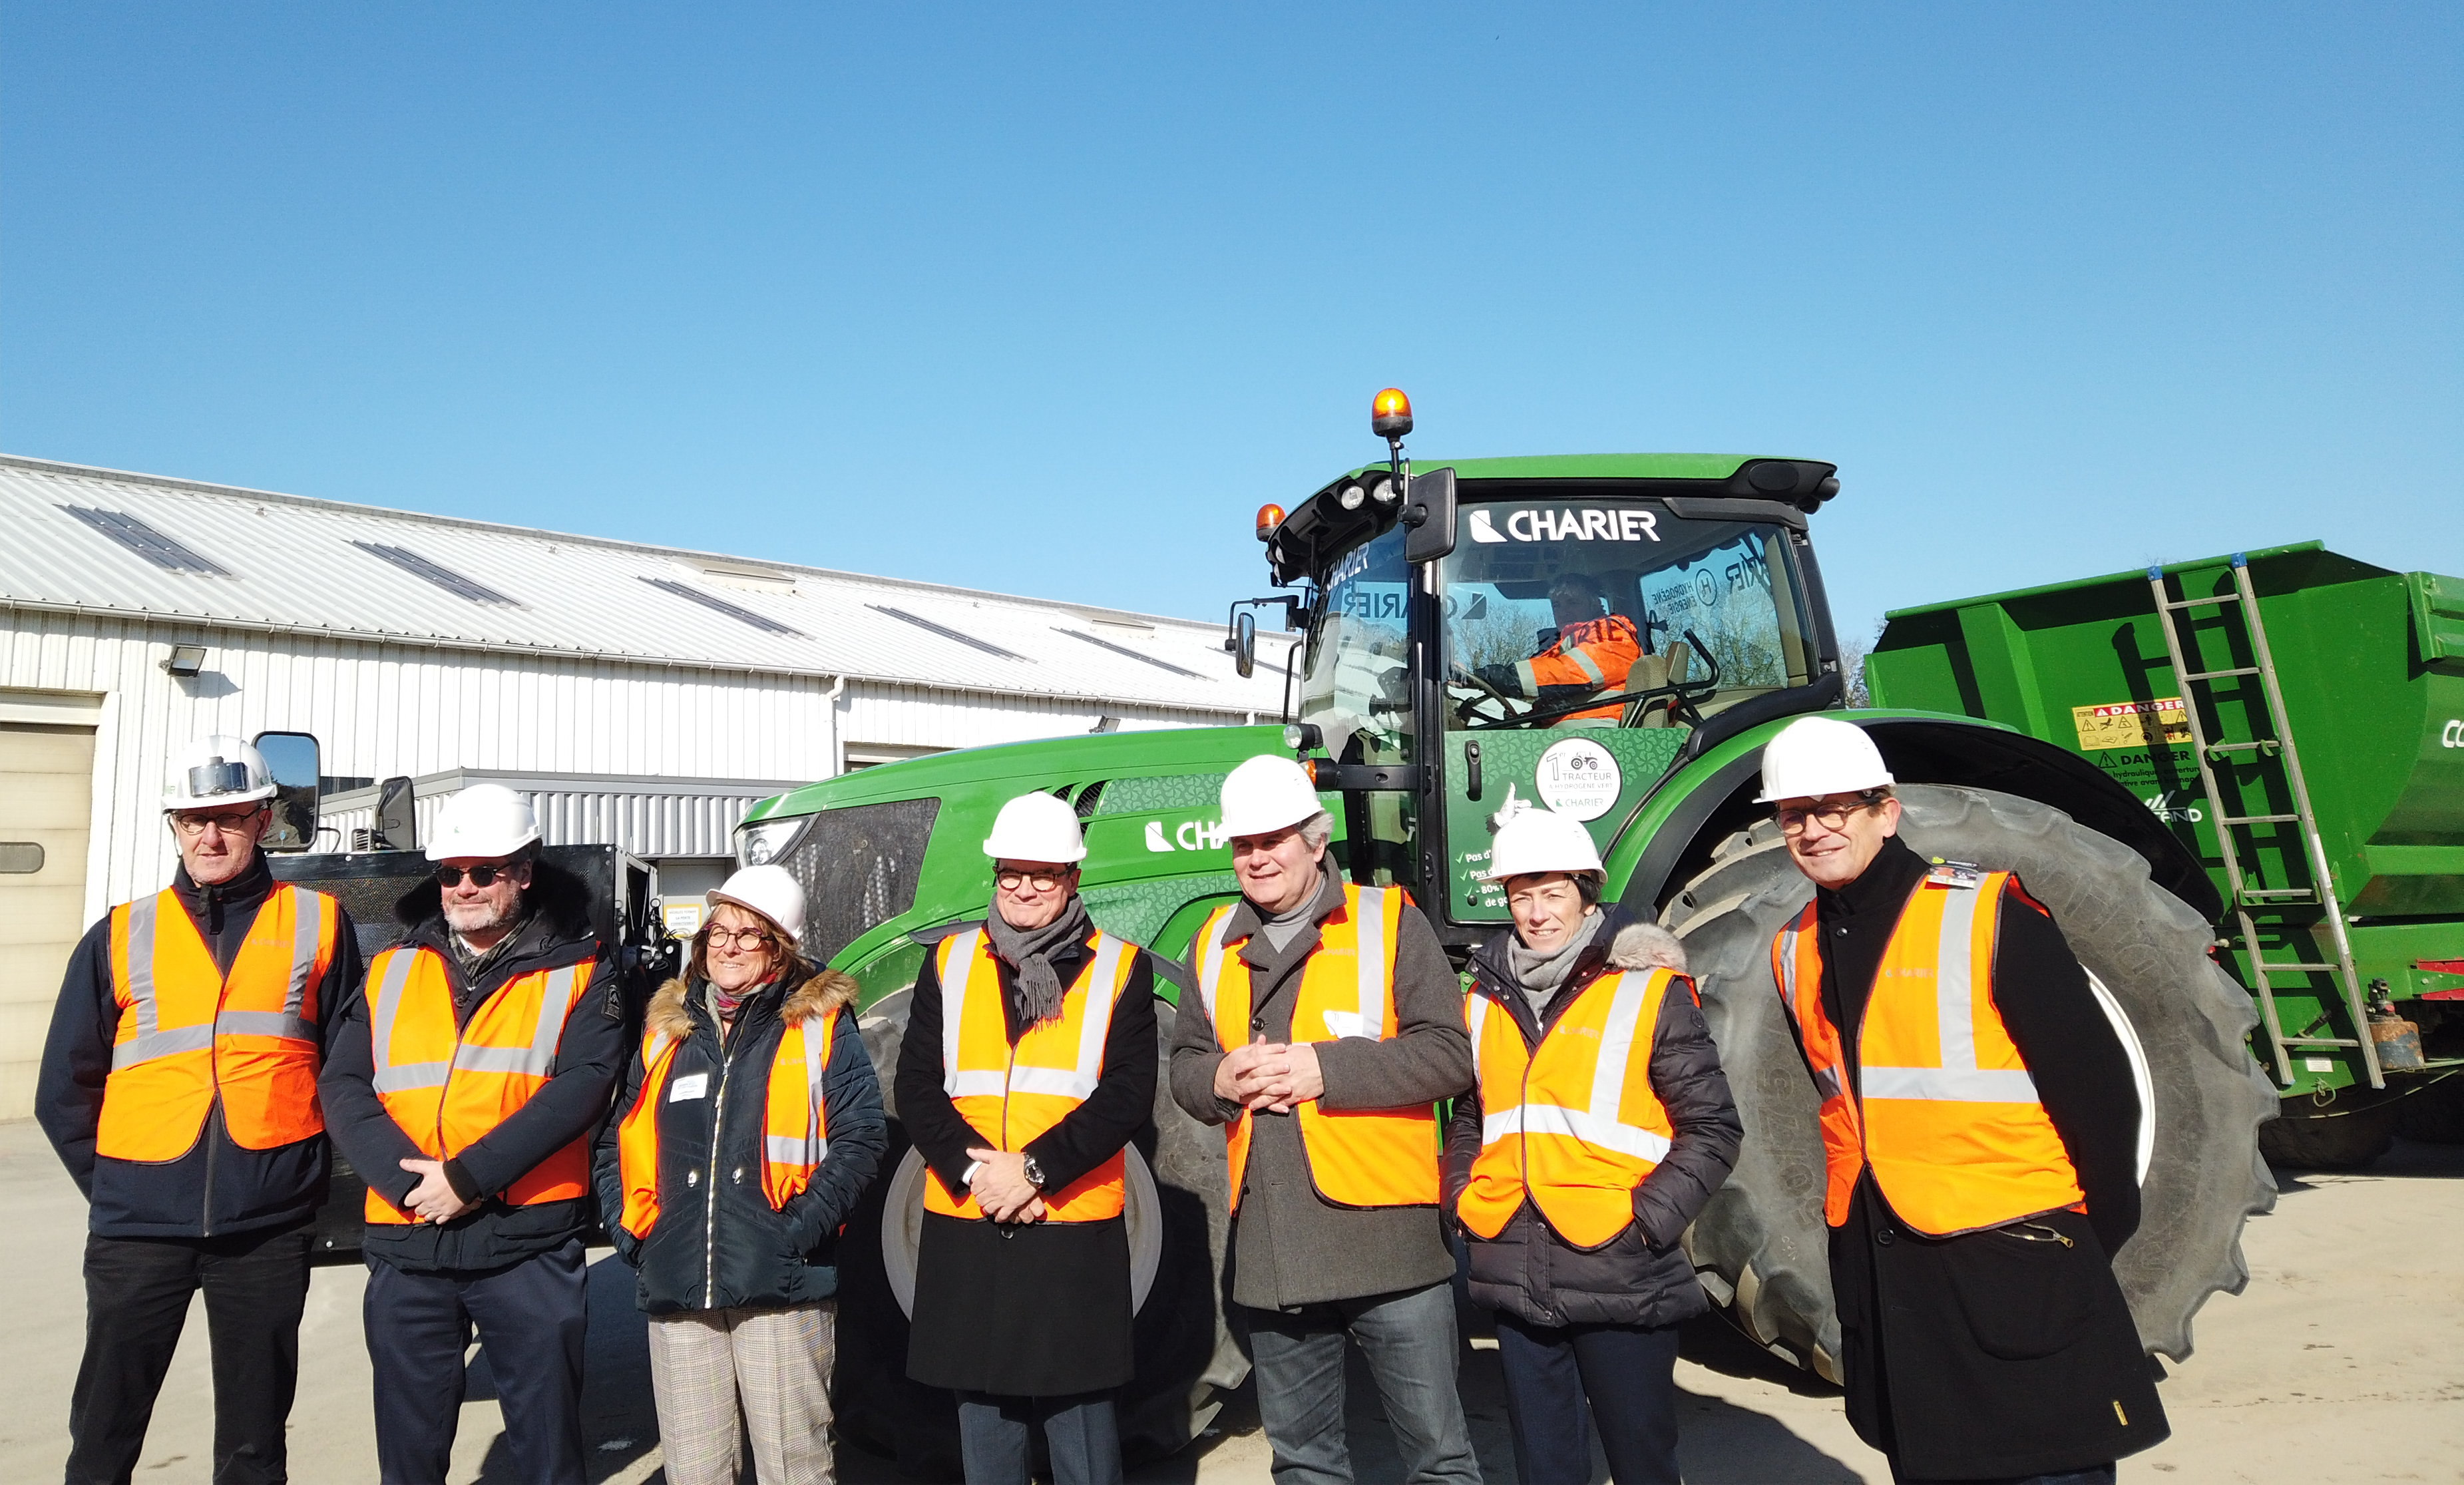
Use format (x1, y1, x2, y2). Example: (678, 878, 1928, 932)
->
(4, 5, 2456, 647)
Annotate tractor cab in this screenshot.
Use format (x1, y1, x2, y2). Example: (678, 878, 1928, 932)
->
(1242, 391, 1846, 937)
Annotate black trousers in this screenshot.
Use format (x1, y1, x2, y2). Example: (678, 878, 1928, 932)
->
(363, 1238, 589, 1485)
(955, 1390, 1124, 1485)
(1493, 1312, 1683, 1485)
(67, 1225, 313, 1485)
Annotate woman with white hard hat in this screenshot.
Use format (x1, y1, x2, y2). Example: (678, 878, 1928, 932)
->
(1444, 806, 1742, 1485)
(895, 791, 1159, 1485)
(592, 865, 886, 1485)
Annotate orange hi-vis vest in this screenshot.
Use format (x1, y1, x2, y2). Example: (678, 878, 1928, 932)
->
(1518, 615, 1642, 722)
(1458, 964, 1689, 1249)
(362, 945, 594, 1223)
(926, 926, 1139, 1223)
(99, 884, 338, 1161)
(1194, 882, 1440, 1213)
(614, 1004, 838, 1239)
(1770, 864, 2086, 1237)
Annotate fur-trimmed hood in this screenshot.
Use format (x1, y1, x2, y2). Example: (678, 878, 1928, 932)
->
(1468, 901, 1689, 997)
(643, 959, 860, 1044)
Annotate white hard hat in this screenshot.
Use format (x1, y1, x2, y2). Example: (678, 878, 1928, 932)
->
(1482, 807, 1604, 883)
(425, 783, 543, 861)
(982, 791, 1088, 865)
(708, 864, 808, 947)
(1219, 754, 1325, 839)
(1756, 716, 1895, 803)
(162, 734, 276, 811)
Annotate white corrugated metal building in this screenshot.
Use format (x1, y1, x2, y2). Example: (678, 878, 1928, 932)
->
(0, 452, 1293, 1117)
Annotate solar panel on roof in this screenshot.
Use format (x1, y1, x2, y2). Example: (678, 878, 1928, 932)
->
(352, 542, 518, 605)
(1053, 626, 1206, 680)
(866, 604, 1028, 662)
(640, 576, 805, 637)
(61, 506, 231, 574)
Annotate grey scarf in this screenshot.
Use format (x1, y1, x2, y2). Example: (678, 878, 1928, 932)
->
(1506, 909, 1605, 1019)
(982, 895, 1094, 1028)
(1257, 867, 1328, 953)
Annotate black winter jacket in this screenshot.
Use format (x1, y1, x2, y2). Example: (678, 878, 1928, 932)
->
(591, 964, 886, 1315)
(37, 855, 364, 1239)
(1443, 904, 1743, 1331)
(1813, 837, 2166, 1480)
(319, 860, 628, 1274)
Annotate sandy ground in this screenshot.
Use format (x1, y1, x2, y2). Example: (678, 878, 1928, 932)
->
(2, 1119, 2457, 1484)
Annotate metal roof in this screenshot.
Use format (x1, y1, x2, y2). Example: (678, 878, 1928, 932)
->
(0, 453, 1296, 713)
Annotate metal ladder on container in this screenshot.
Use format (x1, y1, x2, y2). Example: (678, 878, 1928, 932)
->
(2146, 552, 2381, 1090)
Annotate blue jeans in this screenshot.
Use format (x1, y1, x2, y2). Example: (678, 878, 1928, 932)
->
(1494, 1313, 1681, 1485)
(1242, 1282, 1483, 1485)
(956, 1390, 1122, 1485)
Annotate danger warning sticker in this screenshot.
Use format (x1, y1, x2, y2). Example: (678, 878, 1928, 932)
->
(2073, 697, 2191, 751)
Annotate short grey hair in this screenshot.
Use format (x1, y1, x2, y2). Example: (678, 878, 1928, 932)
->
(1297, 810, 1336, 851)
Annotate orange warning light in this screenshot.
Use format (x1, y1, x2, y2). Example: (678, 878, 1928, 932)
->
(1371, 387, 1413, 441)
(1255, 503, 1285, 542)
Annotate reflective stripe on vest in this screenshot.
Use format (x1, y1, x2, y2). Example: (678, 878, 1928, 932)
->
(362, 947, 594, 1223)
(924, 927, 1135, 1223)
(1459, 967, 1682, 1248)
(614, 1007, 837, 1239)
(1195, 883, 1440, 1213)
(1770, 871, 2085, 1236)
(99, 884, 335, 1160)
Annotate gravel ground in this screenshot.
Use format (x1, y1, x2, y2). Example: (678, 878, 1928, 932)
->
(3, 1118, 2457, 1484)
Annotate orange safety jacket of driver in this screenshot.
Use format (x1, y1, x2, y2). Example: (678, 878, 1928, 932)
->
(613, 1006, 837, 1238)
(361, 945, 595, 1223)
(1458, 965, 1688, 1249)
(924, 926, 1139, 1223)
(1518, 614, 1642, 722)
(1194, 882, 1440, 1213)
(99, 884, 339, 1161)
(1769, 865, 2085, 1236)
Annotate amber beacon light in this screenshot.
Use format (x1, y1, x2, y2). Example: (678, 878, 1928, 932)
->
(1254, 503, 1285, 542)
(1371, 387, 1414, 441)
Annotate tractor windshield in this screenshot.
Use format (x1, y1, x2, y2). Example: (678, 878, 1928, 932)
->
(1296, 519, 1416, 766)
(1438, 501, 1818, 732)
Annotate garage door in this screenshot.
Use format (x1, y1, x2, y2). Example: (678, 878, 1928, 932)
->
(0, 723, 95, 1120)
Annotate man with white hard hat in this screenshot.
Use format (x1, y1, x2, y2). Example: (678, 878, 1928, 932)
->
(897, 791, 1160, 1485)
(1169, 755, 1478, 1485)
(1756, 716, 2163, 1483)
(320, 783, 628, 1484)
(39, 734, 358, 1485)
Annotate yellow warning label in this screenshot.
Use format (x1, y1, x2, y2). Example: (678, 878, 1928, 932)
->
(2072, 697, 2190, 751)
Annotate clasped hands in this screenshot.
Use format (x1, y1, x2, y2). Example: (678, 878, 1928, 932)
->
(966, 1148, 1048, 1225)
(398, 1158, 481, 1224)
(1213, 1038, 1327, 1114)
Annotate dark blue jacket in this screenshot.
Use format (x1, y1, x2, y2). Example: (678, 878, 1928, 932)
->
(37, 854, 363, 1239)
(592, 964, 886, 1314)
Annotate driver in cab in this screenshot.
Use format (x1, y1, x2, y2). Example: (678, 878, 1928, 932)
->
(1464, 573, 1641, 726)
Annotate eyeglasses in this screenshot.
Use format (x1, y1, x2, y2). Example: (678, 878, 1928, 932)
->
(704, 928, 777, 952)
(1774, 795, 1883, 836)
(170, 807, 264, 837)
(994, 869, 1072, 893)
(435, 862, 520, 888)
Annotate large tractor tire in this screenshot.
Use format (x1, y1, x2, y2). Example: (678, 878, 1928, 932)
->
(833, 986, 1246, 1479)
(1659, 783, 2277, 1379)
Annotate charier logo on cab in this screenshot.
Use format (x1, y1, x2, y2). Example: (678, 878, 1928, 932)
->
(2443, 718, 2463, 747)
(1145, 817, 1229, 853)
(1468, 507, 1664, 544)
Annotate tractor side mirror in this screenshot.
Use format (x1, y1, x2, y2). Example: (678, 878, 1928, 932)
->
(374, 776, 419, 853)
(1402, 467, 1457, 564)
(1233, 611, 1257, 678)
(251, 730, 321, 853)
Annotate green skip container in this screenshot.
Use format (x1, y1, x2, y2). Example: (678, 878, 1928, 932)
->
(1867, 540, 2464, 1101)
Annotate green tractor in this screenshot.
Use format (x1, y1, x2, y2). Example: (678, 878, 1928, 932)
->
(749, 394, 2274, 1470)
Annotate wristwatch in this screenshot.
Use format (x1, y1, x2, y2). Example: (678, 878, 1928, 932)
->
(1021, 1155, 1047, 1189)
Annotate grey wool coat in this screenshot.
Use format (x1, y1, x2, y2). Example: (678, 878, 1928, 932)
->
(1168, 867, 1474, 1312)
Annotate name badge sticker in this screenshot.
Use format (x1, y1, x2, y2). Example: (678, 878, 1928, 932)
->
(668, 1072, 710, 1102)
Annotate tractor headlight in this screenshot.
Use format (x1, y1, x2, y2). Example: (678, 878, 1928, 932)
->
(737, 814, 812, 868)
